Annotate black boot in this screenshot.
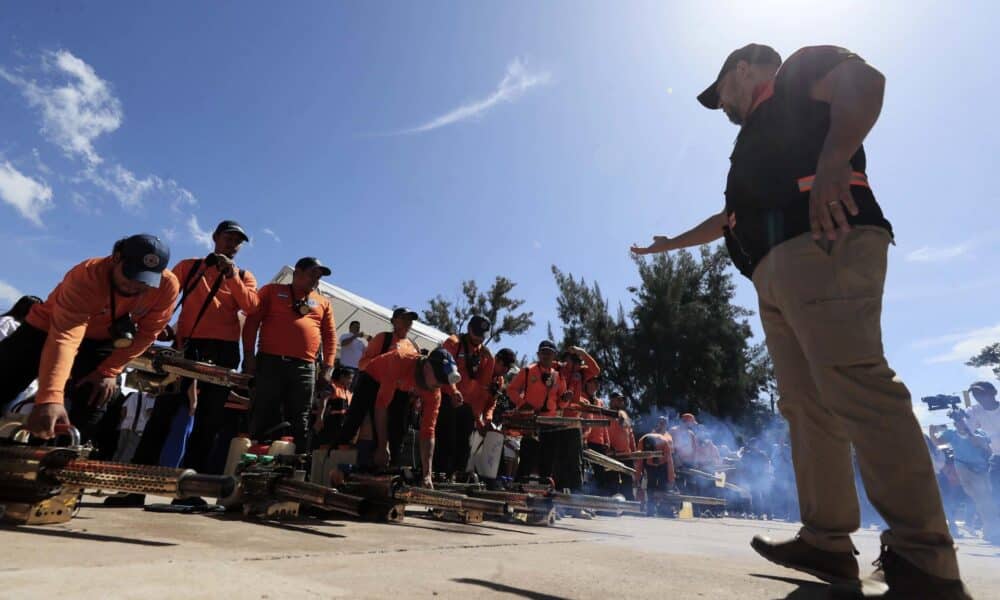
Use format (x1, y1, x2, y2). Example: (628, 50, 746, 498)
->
(865, 545, 973, 599)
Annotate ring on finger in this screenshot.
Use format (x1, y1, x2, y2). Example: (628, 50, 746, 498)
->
(827, 201, 839, 207)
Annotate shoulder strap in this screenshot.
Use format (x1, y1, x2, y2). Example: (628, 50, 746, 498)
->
(173, 259, 205, 315)
(187, 272, 226, 340)
(381, 331, 393, 354)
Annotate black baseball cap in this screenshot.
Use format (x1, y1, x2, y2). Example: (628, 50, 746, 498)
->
(118, 234, 170, 287)
(295, 257, 331, 276)
(468, 315, 491, 338)
(697, 43, 781, 110)
(392, 307, 419, 321)
(538, 340, 557, 353)
(971, 381, 997, 396)
(495, 348, 516, 365)
(214, 220, 249, 243)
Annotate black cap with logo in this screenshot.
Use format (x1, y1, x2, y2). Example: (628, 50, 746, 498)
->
(213, 220, 250, 243)
(467, 315, 491, 338)
(294, 257, 331, 276)
(118, 234, 170, 287)
(537, 340, 557, 354)
(392, 307, 419, 321)
(697, 43, 782, 110)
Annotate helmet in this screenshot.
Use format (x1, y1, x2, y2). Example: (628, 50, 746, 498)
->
(428, 348, 461, 385)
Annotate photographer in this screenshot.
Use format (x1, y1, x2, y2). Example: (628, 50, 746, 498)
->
(967, 381, 1000, 517)
(930, 414, 999, 543)
(0, 234, 178, 441)
(168, 220, 259, 483)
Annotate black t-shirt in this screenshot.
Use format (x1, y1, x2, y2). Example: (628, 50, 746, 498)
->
(723, 46, 892, 278)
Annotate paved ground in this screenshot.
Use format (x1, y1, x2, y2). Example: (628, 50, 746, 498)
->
(1, 495, 997, 599)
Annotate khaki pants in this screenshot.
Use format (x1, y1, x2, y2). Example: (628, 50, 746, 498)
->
(954, 462, 1000, 540)
(752, 227, 959, 580)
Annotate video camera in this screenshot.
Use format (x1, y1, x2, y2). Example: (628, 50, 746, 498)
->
(921, 394, 962, 412)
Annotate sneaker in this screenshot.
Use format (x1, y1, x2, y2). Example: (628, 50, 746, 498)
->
(866, 545, 973, 599)
(103, 493, 146, 507)
(751, 535, 859, 585)
(171, 496, 208, 507)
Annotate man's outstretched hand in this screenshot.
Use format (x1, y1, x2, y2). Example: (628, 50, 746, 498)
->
(630, 236, 672, 256)
(26, 403, 71, 440)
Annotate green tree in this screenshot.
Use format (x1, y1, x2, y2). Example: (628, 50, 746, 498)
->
(423, 276, 534, 345)
(968, 342, 1000, 379)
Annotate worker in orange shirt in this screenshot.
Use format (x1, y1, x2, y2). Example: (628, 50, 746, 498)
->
(341, 307, 419, 455)
(0, 234, 178, 440)
(507, 340, 575, 484)
(670, 413, 699, 468)
(636, 416, 677, 516)
(558, 346, 601, 409)
(168, 220, 259, 475)
(580, 380, 613, 492)
(350, 347, 460, 486)
(606, 392, 638, 499)
(434, 315, 495, 477)
(313, 367, 354, 447)
(243, 257, 336, 449)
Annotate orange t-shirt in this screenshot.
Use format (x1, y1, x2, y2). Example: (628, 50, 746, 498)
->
(609, 413, 637, 454)
(172, 257, 259, 343)
(245, 283, 336, 366)
(25, 257, 180, 405)
(584, 399, 611, 446)
(506, 363, 566, 416)
(636, 432, 675, 483)
(357, 331, 418, 371)
(558, 354, 600, 406)
(441, 334, 496, 420)
(363, 350, 441, 440)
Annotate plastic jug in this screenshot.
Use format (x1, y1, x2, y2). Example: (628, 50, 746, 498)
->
(471, 430, 504, 479)
(268, 436, 296, 457)
(310, 449, 328, 485)
(223, 434, 252, 476)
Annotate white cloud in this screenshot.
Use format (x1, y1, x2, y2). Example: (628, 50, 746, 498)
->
(0, 50, 122, 165)
(0, 279, 23, 308)
(187, 214, 213, 250)
(919, 323, 1000, 370)
(0, 161, 54, 226)
(390, 58, 550, 135)
(261, 227, 281, 243)
(904, 244, 969, 263)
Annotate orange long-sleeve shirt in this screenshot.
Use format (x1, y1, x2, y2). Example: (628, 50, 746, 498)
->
(558, 353, 600, 407)
(584, 398, 611, 446)
(25, 257, 179, 405)
(363, 350, 441, 440)
(244, 284, 336, 366)
(441, 334, 496, 420)
(506, 363, 566, 416)
(172, 257, 259, 343)
(357, 331, 418, 371)
(635, 432, 676, 483)
(609, 413, 638, 454)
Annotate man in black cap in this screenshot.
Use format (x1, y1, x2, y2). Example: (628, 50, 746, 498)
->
(0, 234, 178, 440)
(243, 257, 336, 450)
(631, 44, 968, 597)
(968, 380, 1000, 535)
(167, 221, 259, 477)
(435, 315, 496, 477)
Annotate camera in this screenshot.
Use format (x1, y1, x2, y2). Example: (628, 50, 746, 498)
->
(110, 314, 138, 349)
(921, 394, 962, 412)
(203, 252, 220, 267)
(466, 352, 481, 377)
(540, 371, 553, 387)
(292, 298, 312, 316)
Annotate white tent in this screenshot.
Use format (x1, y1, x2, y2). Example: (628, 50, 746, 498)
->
(269, 266, 448, 355)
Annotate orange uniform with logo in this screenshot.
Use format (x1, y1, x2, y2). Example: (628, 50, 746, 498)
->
(441, 334, 496, 420)
(363, 350, 442, 440)
(171, 258, 259, 344)
(584, 398, 611, 446)
(635, 432, 676, 484)
(358, 331, 418, 371)
(558, 353, 600, 407)
(245, 283, 336, 366)
(506, 363, 566, 416)
(609, 412, 638, 454)
(26, 257, 180, 405)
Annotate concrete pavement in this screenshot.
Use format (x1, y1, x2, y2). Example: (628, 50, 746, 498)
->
(1, 495, 997, 599)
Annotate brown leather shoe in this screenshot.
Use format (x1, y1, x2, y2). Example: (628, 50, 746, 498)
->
(867, 545, 973, 599)
(751, 534, 860, 585)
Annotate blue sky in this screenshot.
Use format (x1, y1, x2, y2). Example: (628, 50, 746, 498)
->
(0, 1, 996, 425)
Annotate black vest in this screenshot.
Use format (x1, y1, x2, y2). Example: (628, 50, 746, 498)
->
(723, 78, 892, 278)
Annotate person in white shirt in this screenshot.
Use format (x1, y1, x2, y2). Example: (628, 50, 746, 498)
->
(0, 296, 42, 414)
(113, 389, 157, 463)
(968, 380, 1000, 543)
(338, 320, 368, 371)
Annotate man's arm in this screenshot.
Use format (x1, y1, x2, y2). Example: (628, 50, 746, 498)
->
(226, 269, 260, 316)
(357, 332, 384, 371)
(630, 211, 727, 255)
(319, 301, 336, 379)
(808, 58, 886, 240)
(242, 287, 268, 373)
(506, 368, 526, 409)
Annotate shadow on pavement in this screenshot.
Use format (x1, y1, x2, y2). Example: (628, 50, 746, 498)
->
(217, 517, 347, 539)
(452, 578, 570, 600)
(750, 573, 837, 599)
(0, 525, 175, 547)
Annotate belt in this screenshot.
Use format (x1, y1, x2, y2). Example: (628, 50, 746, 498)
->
(797, 171, 870, 193)
(261, 352, 312, 365)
